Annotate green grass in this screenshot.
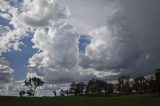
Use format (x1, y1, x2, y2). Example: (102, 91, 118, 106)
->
(0, 95, 160, 106)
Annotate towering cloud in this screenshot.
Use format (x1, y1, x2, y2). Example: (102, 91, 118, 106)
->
(80, 0, 160, 78)
(1, 0, 160, 91)
(23, 0, 93, 82)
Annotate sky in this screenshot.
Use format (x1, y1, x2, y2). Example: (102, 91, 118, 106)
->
(0, 0, 160, 96)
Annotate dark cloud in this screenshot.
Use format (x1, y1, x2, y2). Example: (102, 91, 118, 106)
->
(80, 0, 160, 78)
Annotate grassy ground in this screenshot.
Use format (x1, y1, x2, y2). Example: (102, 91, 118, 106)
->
(0, 95, 160, 106)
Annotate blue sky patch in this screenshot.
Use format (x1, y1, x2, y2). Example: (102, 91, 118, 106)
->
(79, 35, 91, 53)
(2, 36, 37, 80)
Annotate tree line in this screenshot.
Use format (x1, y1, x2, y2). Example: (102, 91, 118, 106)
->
(59, 68, 160, 96)
(19, 68, 160, 97)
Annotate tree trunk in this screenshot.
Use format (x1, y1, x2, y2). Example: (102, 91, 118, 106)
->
(33, 87, 36, 98)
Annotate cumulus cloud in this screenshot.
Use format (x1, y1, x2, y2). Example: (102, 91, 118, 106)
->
(20, 0, 70, 27)
(27, 22, 96, 82)
(18, 0, 97, 82)
(0, 0, 71, 54)
(0, 58, 14, 82)
(0, 0, 28, 54)
(0, 58, 14, 95)
(80, 0, 160, 78)
(1, 0, 160, 93)
(59, 0, 119, 33)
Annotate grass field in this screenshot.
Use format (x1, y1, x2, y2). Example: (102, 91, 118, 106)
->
(0, 95, 160, 106)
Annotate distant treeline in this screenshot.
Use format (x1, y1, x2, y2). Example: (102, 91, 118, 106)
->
(58, 68, 160, 96)
(19, 68, 160, 97)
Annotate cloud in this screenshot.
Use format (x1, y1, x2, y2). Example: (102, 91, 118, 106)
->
(0, 25, 10, 36)
(58, 0, 119, 33)
(80, 0, 160, 78)
(21, 0, 71, 27)
(0, 58, 14, 82)
(1, 0, 94, 84)
(80, 13, 141, 71)
(26, 0, 124, 82)
(0, 0, 28, 54)
(23, 0, 95, 82)
(0, 58, 14, 95)
(27, 23, 94, 82)
(1, 0, 160, 90)
(0, 82, 13, 96)
(0, 0, 71, 54)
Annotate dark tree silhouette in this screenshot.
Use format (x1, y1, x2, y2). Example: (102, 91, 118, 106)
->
(69, 82, 77, 95)
(106, 84, 114, 95)
(117, 76, 131, 94)
(19, 90, 25, 97)
(94, 79, 106, 95)
(133, 76, 147, 94)
(25, 77, 44, 97)
(53, 90, 57, 96)
(148, 76, 156, 93)
(76, 82, 86, 95)
(85, 79, 95, 95)
(64, 90, 70, 96)
(60, 90, 65, 96)
(85, 79, 107, 96)
(66, 69, 160, 96)
(26, 89, 34, 96)
(155, 69, 160, 94)
(69, 82, 86, 96)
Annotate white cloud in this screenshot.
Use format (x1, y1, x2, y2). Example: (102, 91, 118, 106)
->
(28, 22, 83, 82)
(0, 58, 14, 96)
(0, 82, 13, 96)
(20, 0, 71, 27)
(58, 0, 120, 33)
(0, 25, 10, 36)
(0, 58, 14, 82)
(1, 0, 160, 97)
(0, 0, 28, 54)
(0, 0, 71, 54)
(0, 0, 122, 85)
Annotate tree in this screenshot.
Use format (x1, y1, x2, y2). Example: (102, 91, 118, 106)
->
(69, 82, 77, 95)
(53, 90, 57, 96)
(85, 79, 95, 95)
(60, 90, 65, 96)
(69, 82, 86, 96)
(25, 77, 44, 97)
(19, 90, 25, 97)
(148, 76, 156, 93)
(64, 90, 70, 96)
(117, 76, 131, 94)
(26, 89, 34, 97)
(133, 76, 147, 94)
(76, 82, 86, 95)
(106, 84, 114, 95)
(94, 79, 106, 95)
(155, 69, 160, 94)
(85, 79, 107, 96)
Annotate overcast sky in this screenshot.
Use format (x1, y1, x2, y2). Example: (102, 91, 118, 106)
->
(0, 0, 160, 96)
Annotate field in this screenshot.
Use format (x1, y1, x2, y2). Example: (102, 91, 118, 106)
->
(0, 95, 160, 106)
